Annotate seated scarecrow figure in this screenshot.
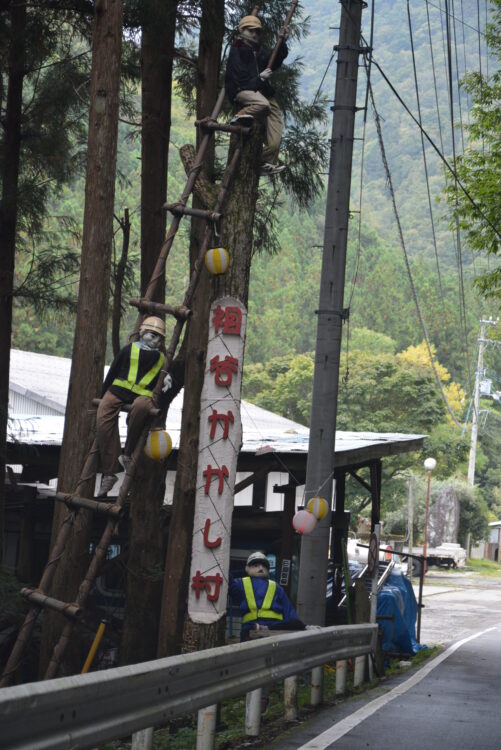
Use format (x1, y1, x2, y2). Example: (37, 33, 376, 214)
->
(229, 551, 305, 642)
(95, 316, 172, 497)
(225, 13, 289, 176)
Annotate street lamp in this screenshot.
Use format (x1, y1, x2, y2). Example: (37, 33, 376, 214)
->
(422, 457, 437, 580)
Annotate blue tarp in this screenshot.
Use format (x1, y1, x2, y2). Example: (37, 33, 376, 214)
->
(376, 567, 426, 654)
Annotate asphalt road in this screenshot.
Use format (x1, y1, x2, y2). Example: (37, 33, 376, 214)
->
(271, 570, 501, 750)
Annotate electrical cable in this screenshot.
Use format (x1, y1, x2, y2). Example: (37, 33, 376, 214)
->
(459, 0, 471, 123)
(368, 81, 463, 428)
(451, 0, 466, 153)
(425, 0, 446, 155)
(444, 0, 472, 391)
(476, 0, 484, 83)
(364, 53, 501, 243)
(407, 0, 443, 293)
(312, 48, 337, 107)
(345, 0, 376, 380)
(485, 0, 489, 80)
(425, 0, 487, 37)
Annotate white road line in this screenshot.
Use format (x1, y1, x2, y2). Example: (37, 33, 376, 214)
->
(297, 625, 500, 750)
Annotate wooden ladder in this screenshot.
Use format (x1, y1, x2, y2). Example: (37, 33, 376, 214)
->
(1, 0, 298, 687)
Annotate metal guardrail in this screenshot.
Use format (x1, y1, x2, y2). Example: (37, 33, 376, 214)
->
(0, 623, 377, 750)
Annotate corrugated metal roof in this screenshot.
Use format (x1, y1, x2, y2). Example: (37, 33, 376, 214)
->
(8, 349, 426, 457)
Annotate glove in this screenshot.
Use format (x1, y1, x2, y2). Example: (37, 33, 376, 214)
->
(259, 68, 273, 81)
(283, 27, 290, 40)
(162, 373, 173, 393)
(252, 623, 269, 633)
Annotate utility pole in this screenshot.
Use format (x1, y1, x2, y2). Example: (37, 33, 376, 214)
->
(468, 317, 498, 485)
(296, 0, 365, 625)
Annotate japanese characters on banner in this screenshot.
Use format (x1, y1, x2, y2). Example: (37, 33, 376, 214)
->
(188, 296, 247, 624)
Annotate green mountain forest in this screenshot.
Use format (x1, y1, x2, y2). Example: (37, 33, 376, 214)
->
(7, 0, 501, 536)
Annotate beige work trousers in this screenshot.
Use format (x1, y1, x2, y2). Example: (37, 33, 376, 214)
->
(96, 390, 154, 475)
(235, 91, 283, 165)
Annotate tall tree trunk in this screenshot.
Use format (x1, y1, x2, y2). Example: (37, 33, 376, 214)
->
(119, 0, 178, 666)
(156, 0, 265, 657)
(39, 0, 122, 677)
(0, 0, 26, 567)
(139, 0, 178, 298)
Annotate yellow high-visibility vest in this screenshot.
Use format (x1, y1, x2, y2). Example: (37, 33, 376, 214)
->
(112, 343, 165, 397)
(241, 577, 284, 623)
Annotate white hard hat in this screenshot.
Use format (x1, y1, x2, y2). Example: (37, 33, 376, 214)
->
(239, 15, 262, 32)
(140, 316, 165, 338)
(246, 551, 269, 568)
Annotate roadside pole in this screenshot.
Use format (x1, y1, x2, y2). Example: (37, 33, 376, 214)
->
(296, 0, 366, 625)
(468, 317, 497, 485)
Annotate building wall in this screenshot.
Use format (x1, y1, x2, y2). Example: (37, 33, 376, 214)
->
(8, 390, 61, 417)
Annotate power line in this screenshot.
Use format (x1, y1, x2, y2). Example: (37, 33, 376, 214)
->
(424, 0, 487, 37)
(459, 0, 471, 122)
(407, 0, 443, 293)
(425, 0, 446, 155)
(365, 53, 501, 243)
(368, 81, 462, 427)
(444, 0, 472, 391)
(485, 0, 490, 80)
(451, 0, 466, 153)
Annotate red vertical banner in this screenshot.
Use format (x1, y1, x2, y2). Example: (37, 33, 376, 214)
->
(188, 297, 247, 623)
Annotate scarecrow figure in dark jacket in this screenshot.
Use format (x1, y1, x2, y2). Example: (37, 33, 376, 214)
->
(95, 316, 171, 497)
(225, 14, 288, 176)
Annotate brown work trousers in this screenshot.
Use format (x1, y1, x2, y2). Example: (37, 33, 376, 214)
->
(234, 91, 283, 165)
(96, 390, 153, 475)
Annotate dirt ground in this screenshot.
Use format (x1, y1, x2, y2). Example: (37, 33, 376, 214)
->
(412, 568, 501, 647)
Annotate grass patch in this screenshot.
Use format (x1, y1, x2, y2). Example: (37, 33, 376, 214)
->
(462, 558, 501, 577)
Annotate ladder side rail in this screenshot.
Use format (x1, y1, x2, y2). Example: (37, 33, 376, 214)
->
(44, 419, 154, 679)
(136, 87, 227, 317)
(266, 0, 299, 70)
(0, 507, 82, 686)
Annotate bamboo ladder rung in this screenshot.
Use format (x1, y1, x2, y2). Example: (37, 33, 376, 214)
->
(129, 298, 192, 320)
(195, 118, 253, 136)
(54, 492, 124, 518)
(20, 589, 82, 619)
(163, 203, 222, 222)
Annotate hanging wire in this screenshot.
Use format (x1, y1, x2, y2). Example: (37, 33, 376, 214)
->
(451, 0, 466, 153)
(426, 0, 487, 36)
(407, 0, 443, 294)
(444, 0, 472, 391)
(425, 0, 446, 155)
(485, 0, 489, 80)
(459, 0, 471, 123)
(312, 47, 337, 106)
(361, 52, 501, 243)
(345, 0, 376, 386)
(368, 80, 463, 428)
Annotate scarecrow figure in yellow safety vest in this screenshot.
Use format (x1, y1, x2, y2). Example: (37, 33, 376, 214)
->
(229, 551, 305, 641)
(95, 316, 172, 497)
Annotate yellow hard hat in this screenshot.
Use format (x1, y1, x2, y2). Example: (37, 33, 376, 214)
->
(140, 316, 165, 338)
(238, 15, 262, 32)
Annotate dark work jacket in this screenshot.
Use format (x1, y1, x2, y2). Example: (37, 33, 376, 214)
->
(101, 343, 164, 404)
(225, 39, 288, 104)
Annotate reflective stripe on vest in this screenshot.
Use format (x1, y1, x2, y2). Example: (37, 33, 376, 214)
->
(112, 343, 165, 397)
(241, 577, 284, 623)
